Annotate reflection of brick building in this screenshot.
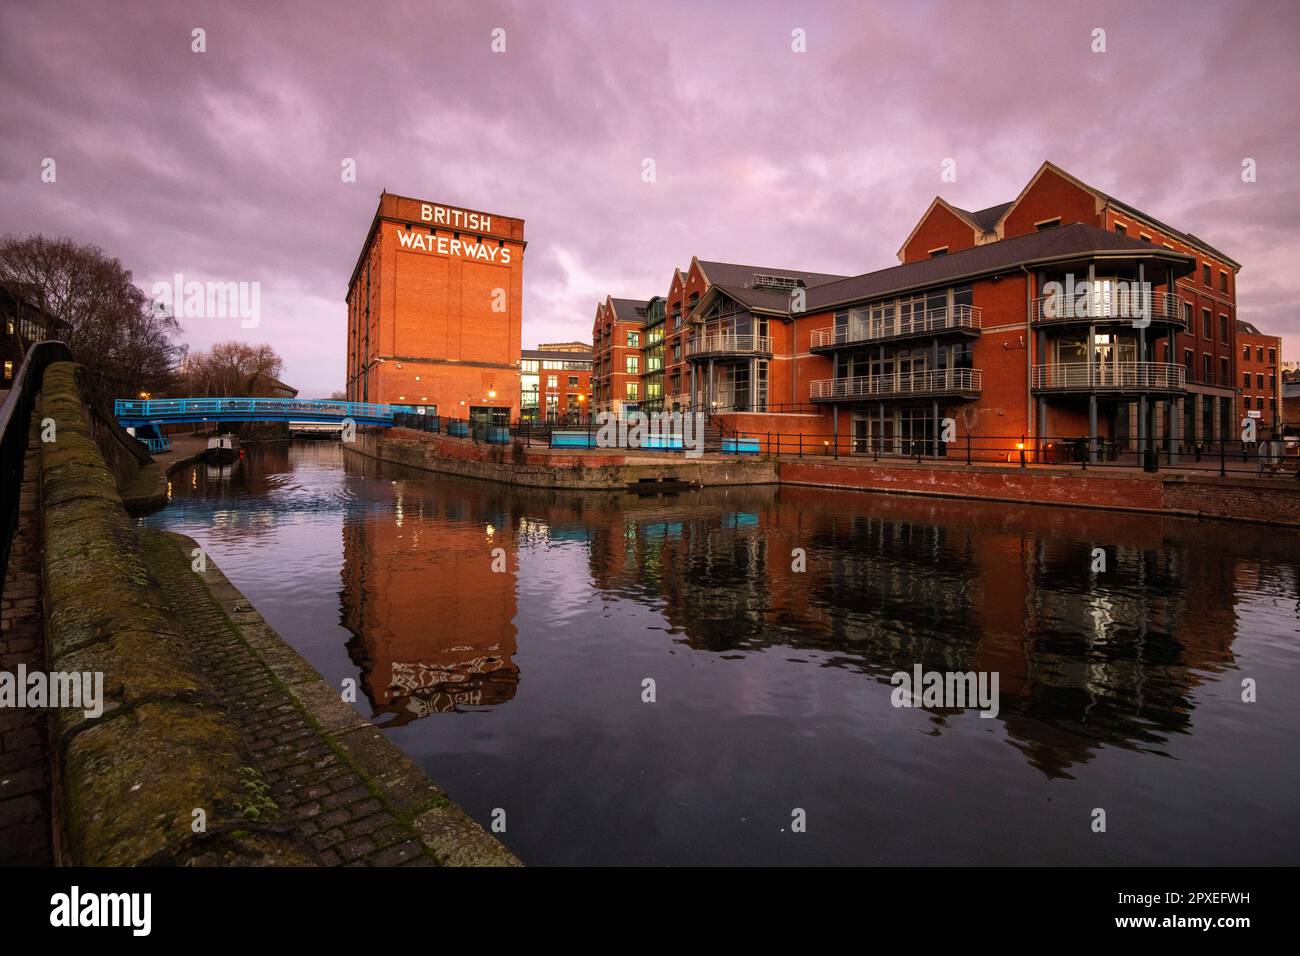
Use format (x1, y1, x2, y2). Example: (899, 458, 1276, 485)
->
(339, 478, 519, 725)
(577, 484, 1259, 778)
(346, 193, 524, 425)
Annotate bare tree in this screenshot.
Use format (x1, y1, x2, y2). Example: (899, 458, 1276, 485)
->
(183, 341, 286, 397)
(0, 234, 181, 397)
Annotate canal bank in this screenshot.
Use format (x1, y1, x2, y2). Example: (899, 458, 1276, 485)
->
(350, 425, 1300, 527)
(34, 362, 518, 866)
(348, 427, 778, 489)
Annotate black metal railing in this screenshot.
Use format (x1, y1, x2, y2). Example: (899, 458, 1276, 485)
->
(718, 427, 1300, 477)
(392, 410, 441, 433)
(1, 340, 73, 596)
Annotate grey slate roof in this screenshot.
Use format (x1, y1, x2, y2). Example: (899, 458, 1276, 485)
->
(953, 201, 1014, 233)
(696, 261, 848, 289)
(609, 298, 651, 323)
(801, 222, 1195, 313)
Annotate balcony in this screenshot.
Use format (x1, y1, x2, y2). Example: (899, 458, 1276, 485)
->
(810, 304, 981, 351)
(809, 368, 982, 401)
(1031, 362, 1186, 393)
(1030, 291, 1185, 328)
(685, 332, 773, 360)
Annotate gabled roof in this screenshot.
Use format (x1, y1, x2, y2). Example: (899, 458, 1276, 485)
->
(809, 222, 1195, 312)
(696, 259, 848, 289)
(956, 201, 1014, 233)
(702, 282, 800, 316)
(1234, 319, 1278, 339)
(608, 297, 651, 323)
(895, 197, 992, 261)
(1012, 161, 1241, 269)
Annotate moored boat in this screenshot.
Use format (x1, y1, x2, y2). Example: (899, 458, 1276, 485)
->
(204, 432, 239, 463)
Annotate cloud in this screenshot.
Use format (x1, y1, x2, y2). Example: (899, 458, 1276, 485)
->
(2, 0, 1299, 398)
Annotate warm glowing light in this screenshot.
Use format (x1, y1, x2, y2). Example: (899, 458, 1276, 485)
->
(1016, 442, 1025, 450)
(488, 390, 497, 399)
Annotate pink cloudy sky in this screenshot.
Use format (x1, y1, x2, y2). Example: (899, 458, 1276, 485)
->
(3, 0, 1298, 396)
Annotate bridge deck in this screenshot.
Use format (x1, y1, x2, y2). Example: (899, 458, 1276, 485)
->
(114, 397, 415, 427)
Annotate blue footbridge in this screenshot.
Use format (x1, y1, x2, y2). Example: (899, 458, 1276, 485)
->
(114, 397, 416, 453)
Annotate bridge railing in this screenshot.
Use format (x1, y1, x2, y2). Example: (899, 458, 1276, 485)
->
(114, 396, 414, 422)
(2, 341, 73, 597)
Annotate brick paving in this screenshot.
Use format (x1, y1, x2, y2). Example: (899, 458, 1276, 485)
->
(141, 530, 440, 866)
(0, 425, 53, 865)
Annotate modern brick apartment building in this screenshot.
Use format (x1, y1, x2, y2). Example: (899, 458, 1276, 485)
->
(593, 161, 1271, 462)
(1236, 320, 1282, 433)
(664, 259, 848, 413)
(520, 341, 592, 422)
(346, 192, 524, 425)
(591, 296, 652, 413)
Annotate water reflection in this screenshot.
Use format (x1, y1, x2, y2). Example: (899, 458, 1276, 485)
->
(340, 459, 520, 725)
(160, 444, 1298, 775)
(576, 488, 1289, 778)
(146, 441, 1300, 864)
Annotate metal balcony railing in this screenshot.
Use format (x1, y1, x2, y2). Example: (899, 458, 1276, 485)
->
(809, 368, 982, 400)
(1031, 290, 1185, 325)
(810, 304, 981, 349)
(686, 333, 773, 357)
(1031, 362, 1187, 390)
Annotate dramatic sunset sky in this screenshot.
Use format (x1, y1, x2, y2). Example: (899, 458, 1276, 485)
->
(3, 0, 1298, 395)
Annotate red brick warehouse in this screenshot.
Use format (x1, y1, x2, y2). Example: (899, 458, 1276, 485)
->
(346, 192, 525, 426)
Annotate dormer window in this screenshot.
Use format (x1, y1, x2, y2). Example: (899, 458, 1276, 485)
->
(928, 247, 948, 258)
(1034, 218, 1061, 231)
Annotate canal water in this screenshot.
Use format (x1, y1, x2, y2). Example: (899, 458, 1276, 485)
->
(142, 441, 1300, 865)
